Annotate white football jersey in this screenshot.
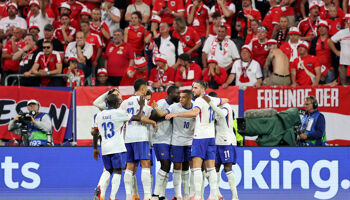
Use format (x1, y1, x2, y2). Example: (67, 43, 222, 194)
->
(152, 99, 172, 145)
(193, 96, 221, 139)
(215, 103, 237, 146)
(94, 108, 132, 155)
(168, 102, 195, 146)
(120, 95, 151, 143)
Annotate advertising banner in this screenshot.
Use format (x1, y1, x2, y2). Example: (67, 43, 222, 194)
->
(0, 87, 72, 144)
(243, 86, 350, 146)
(0, 147, 349, 200)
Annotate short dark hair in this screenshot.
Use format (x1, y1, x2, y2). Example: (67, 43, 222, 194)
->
(167, 85, 179, 95)
(60, 13, 70, 18)
(211, 12, 222, 19)
(208, 92, 218, 98)
(132, 11, 142, 21)
(219, 25, 227, 32)
(106, 94, 119, 107)
(193, 80, 208, 90)
(26, 33, 38, 43)
(181, 89, 192, 96)
(134, 79, 147, 91)
(178, 53, 191, 62)
(43, 40, 53, 46)
(79, 19, 90, 25)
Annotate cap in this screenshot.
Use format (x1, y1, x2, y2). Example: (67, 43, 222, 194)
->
(29, 23, 40, 32)
(155, 54, 167, 64)
(318, 20, 329, 28)
(7, 2, 18, 10)
(257, 26, 268, 32)
(151, 15, 161, 23)
(27, 99, 39, 106)
(44, 24, 54, 31)
(344, 14, 350, 20)
(68, 57, 79, 63)
(298, 41, 310, 49)
(241, 45, 252, 55)
(289, 27, 300, 35)
(59, 2, 71, 10)
(97, 68, 108, 76)
(29, 0, 40, 8)
(80, 7, 91, 16)
(134, 57, 147, 68)
(309, 1, 320, 10)
(207, 56, 218, 64)
(267, 39, 278, 46)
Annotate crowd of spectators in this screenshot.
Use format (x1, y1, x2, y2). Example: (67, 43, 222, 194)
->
(1, 0, 350, 88)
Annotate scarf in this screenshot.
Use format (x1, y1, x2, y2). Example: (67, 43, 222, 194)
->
(239, 60, 251, 83)
(210, 37, 229, 57)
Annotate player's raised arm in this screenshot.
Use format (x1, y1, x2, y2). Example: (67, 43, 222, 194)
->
(165, 107, 200, 120)
(130, 96, 158, 131)
(202, 95, 228, 118)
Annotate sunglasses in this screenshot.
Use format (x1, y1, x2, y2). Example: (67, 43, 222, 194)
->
(219, 43, 222, 51)
(43, 46, 51, 49)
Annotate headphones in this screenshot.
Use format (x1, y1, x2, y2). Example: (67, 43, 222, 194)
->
(308, 96, 318, 109)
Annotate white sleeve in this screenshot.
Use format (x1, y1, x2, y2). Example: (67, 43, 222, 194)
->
(93, 91, 109, 110)
(83, 43, 93, 59)
(209, 101, 227, 118)
(210, 6, 215, 14)
(65, 43, 74, 58)
(255, 62, 263, 78)
(120, 100, 128, 111)
(228, 3, 236, 13)
(230, 41, 240, 60)
(178, 41, 184, 55)
(20, 18, 27, 30)
(111, 7, 121, 17)
(230, 60, 239, 74)
(143, 105, 153, 117)
(93, 113, 99, 129)
(193, 98, 204, 111)
(331, 31, 342, 43)
(116, 109, 134, 122)
(202, 37, 212, 54)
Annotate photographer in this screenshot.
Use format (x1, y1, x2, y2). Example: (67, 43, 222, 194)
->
(8, 100, 53, 146)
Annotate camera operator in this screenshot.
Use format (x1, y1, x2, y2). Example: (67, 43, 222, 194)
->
(298, 96, 327, 146)
(8, 99, 53, 146)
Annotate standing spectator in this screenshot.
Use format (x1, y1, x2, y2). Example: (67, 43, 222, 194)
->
(27, 0, 54, 39)
(53, 14, 76, 48)
(101, 0, 121, 36)
(209, 12, 231, 38)
(280, 27, 302, 62)
(172, 17, 202, 62)
(63, 57, 85, 87)
(65, 31, 93, 83)
(202, 56, 228, 89)
(0, 0, 8, 19)
(174, 53, 202, 86)
(105, 29, 134, 86)
(280, 0, 296, 26)
(187, 0, 210, 39)
(2, 27, 26, 85)
(235, 0, 261, 38)
(222, 45, 263, 88)
(52, 2, 79, 31)
(96, 68, 109, 86)
(298, 1, 321, 42)
(120, 57, 149, 86)
(326, 5, 345, 36)
(90, 8, 111, 48)
(261, 0, 282, 38)
(125, 0, 150, 25)
(149, 54, 175, 91)
(210, 0, 235, 25)
(144, 15, 161, 45)
(291, 41, 321, 87)
(328, 14, 350, 85)
(0, 3, 27, 41)
(37, 24, 65, 56)
(28, 22, 40, 40)
(152, 0, 185, 26)
(28, 41, 64, 86)
(202, 25, 239, 72)
(250, 26, 269, 70)
(245, 19, 259, 44)
(13, 33, 41, 86)
(272, 16, 290, 45)
(80, 7, 91, 21)
(124, 11, 146, 56)
(320, 0, 345, 20)
(64, 0, 86, 21)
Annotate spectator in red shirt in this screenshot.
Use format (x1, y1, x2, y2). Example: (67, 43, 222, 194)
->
(80, 7, 91, 21)
(210, 0, 235, 25)
(209, 12, 231, 38)
(175, 53, 202, 86)
(120, 56, 149, 86)
(64, 0, 86, 21)
(202, 56, 228, 89)
(327, 5, 345, 35)
(52, 2, 79, 31)
(320, 0, 345, 20)
(0, 0, 8, 19)
(187, 0, 210, 38)
(261, 0, 282, 38)
(280, 0, 296, 26)
(90, 8, 111, 48)
(63, 57, 85, 87)
(291, 41, 321, 87)
(250, 26, 269, 69)
(280, 26, 302, 62)
(105, 29, 134, 86)
(298, 1, 320, 41)
(245, 19, 259, 44)
(80, 20, 102, 69)
(53, 14, 76, 48)
(29, 23, 40, 40)
(172, 17, 202, 61)
(149, 54, 175, 91)
(96, 68, 110, 86)
(152, 0, 185, 26)
(124, 11, 146, 56)
(235, 0, 261, 38)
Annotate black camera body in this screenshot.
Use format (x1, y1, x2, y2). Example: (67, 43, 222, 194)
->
(18, 110, 36, 125)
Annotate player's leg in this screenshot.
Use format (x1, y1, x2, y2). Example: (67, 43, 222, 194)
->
(97, 155, 114, 200)
(181, 160, 190, 199)
(124, 143, 136, 200)
(215, 146, 224, 199)
(223, 145, 239, 200)
(159, 145, 171, 198)
(109, 153, 126, 200)
(94, 168, 111, 200)
(171, 145, 185, 199)
(137, 142, 152, 200)
(152, 144, 170, 199)
(204, 138, 219, 200)
(132, 165, 140, 200)
(191, 139, 207, 200)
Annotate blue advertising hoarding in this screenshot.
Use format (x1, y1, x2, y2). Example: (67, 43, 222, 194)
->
(0, 147, 349, 200)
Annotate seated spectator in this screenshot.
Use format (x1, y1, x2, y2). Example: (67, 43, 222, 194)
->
(125, 0, 151, 25)
(28, 22, 40, 40)
(272, 16, 290, 45)
(53, 14, 76, 48)
(235, 0, 261, 38)
(209, 12, 231, 38)
(245, 19, 259, 44)
(120, 57, 149, 86)
(174, 53, 202, 86)
(124, 11, 146, 57)
(144, 15, 161, 45)
(27, 0, 55, 39)
(52, 2, 79, 31)
(326, 5, 345, 36)
(37, 24, 64, 56)
(105, 29, 134, 86)
(149, 54, 175, 91)
(152, 0, 185, 26)
(63, 57, 85, 87)
(209, 0, 235, 25)
(80, 7, 91, 21)
(222, 45, 263, 88)
(0, 3, 27, 40)
(291, 41, 321, 87)
(263, 39, 291, 86)
(96, 68, 109, 86)
(80, 20, 102, 70)
(280, 27, 302, 62)
(298, 1, 320, 42)
(28, 40, 64, 86)
(261, 0, 282, 38)
(202, 56, 228, 89)
(2, 27, 25, 85)
(187, 0, 210, 39)
(90, 8, 110, 48)
(250, 26, 269, 69)
(101, 0, 121, 36)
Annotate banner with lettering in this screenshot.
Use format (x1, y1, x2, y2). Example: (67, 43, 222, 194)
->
(75, 86, 239, 146)
(243, 86, 350, 145)
(0, 87, 72, 144)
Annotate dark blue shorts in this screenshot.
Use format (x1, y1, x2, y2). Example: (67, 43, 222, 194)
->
(170, 145, 192, 163)
(102, 152, 126, 170)
(215, 145, 237, 165)
(125, 141, 151, 162)
(191, 138, 216, 160)
(153, 144, 171, 161)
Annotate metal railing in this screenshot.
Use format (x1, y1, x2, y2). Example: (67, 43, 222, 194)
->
(4, 74, 72, 87)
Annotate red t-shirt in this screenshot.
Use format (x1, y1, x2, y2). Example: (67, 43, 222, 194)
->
(280, 42, 293, 61)
(298, 17, 318, 37)
(34, 51, 62, 86)
(251, 39, 269, 67)
(327, 18, 344, 36)
(120, 66, 149, 86)
(149, 67, 175, 84)
(262, 6, 282, 37)
(51, 0, 66, 17)
(291, 54, 321, 86)
(127, 25, 146, 55)
(63, 68, 85, 87)
(175, 62, 202, 86)
(105, 42, 134, 77)
(152, 0, 185, 25)
(2, 40, 26, 72)
(90, 22, 110, 47)
(202, 67, 228, 85)
(0, 4, 8, 19)
(172, 26, 201, 57)
(213, 1, 234, 25)
(281, 6, 294, 17)
(65, 1, 85, 21)
(315, 37, 332, 74)
(187, 3, 210, 37)
(209, 24, 231, 38)
(53, 26, 76, 48)
(53, 18, 80, 32)
(320, 6, 345, 20)
(236, 8, 261, 37)
(85, 33, 102, 63)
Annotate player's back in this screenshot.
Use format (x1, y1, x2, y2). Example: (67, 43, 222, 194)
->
(152, 98, 172, 145)
(215, 103, 237, 146)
